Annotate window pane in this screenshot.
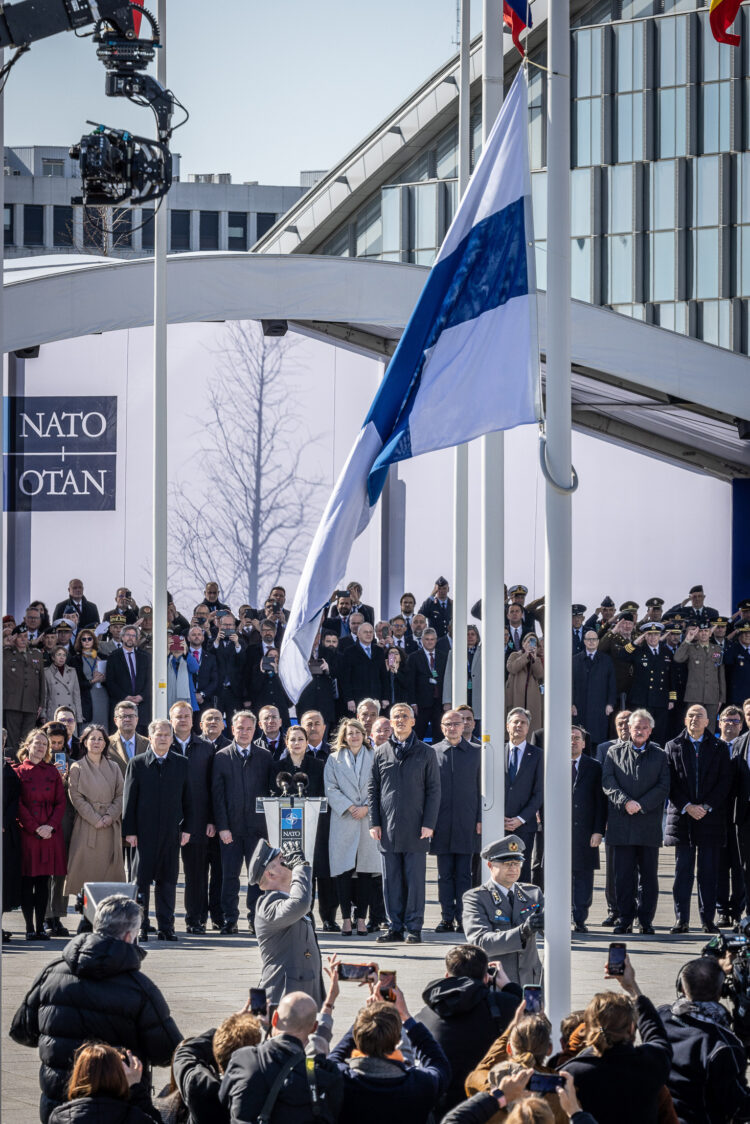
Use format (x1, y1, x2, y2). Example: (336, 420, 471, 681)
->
(575, 30, 592, 97)
(618, 93, 643, 162)
(651, 231, 675, 300)
(608, 234, 633, 303)
(199, 210, 219, 250)
(620, 0, 653, 20)
(615, 23, 643, 93)
(24, 204, 43, 245)
(170, 209, 190, 250)
(693, 156, 719, 227)
(609, 164, 632, 232)
(529, 66, 545, 170)
(701, 82, 730, 154)
(535, 239, 547, 290)
(320, 226, 350, 257)
(141, 208, 155, 251)
(571, 168, 591, 236)
(651, 161, 675, 228)
(658, 87, 687, 158)
(693, 228, 719, 298)
(701, 12, 731, 82)
(227, 211, 247, 251)
(398, 152, 430, 185)
(532, 172, 547, 238)
(737, 226, 750, 296)
(658, 16, 687, 88)
(699, 301, 730, 346)
(356, 196, 382, 257)
(436, 126, 458, 180)
(381, 187, 400, 254)
(414, 182, 437, 251)
(256, 212, 276, 240)
(53, 205, 73, 247)
(571, 237, 591, 300)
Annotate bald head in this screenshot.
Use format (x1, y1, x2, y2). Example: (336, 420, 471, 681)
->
(273, 992, 318, 1041)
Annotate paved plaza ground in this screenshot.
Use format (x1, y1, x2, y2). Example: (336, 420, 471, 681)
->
(1, 850, 716, 1122)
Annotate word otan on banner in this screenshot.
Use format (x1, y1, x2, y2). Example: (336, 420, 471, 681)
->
(4, 396, 118, 512)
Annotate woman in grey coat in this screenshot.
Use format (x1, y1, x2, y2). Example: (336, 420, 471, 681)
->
(324, 719, 381, 935)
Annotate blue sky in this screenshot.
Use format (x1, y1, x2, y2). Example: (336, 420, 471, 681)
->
(7, 0, 482, 185)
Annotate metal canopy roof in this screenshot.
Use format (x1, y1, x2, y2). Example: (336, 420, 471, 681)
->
(6, 252, 749, 481)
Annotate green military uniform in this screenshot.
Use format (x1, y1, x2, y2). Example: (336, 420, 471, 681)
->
(3, 643, 46, 751)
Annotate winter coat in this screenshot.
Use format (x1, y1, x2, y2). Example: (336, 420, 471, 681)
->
(415, 975, 522, 1111)
(657, 1000, 750, 1124)
(211, 743, 275, 840)
(43, 664, 83, 724)
(368, 734, 441, 853)
(505, 651, 544, 733)
(430, 737, 482, 855)
(122, 749, 192, 885)
(572, 651, 617, 745)
(601, 740, 670, 847)
(9, 931, 181, 1121)
(64, 755, 125, 895)
(15, 759, 67, 877)
(173, 1028, 228, 1124)
(324, 747, 381, 877)
(220, 1033, 343, 1124)
(48, 1094, 157, 1124)
(663, 729, 733, 847)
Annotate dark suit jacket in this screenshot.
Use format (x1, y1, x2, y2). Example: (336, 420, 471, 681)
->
(419, 596, 452, 638)
(572, 651, 617, 745)
(340, 644, 387, 706)
(105, 646, 152, 709)
(572, 754, 607, 870)
(211, 743, 275, 840)
(188, 647, 219, 703)
(504, 741, 543, 826)
(430, 738, 481, 855)
(212, 639, 246, 699)
(408, 647, 448, 710)
(53, 596, 100, 629)
(732, 731, 750, 829)
(122, 749, 192, 883)
(368, 734, 441, 853)
(664, 729, 732, 846)
(249, 667, 291, 726)
(170, 734, 215, 833)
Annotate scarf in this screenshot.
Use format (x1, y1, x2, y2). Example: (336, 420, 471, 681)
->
(671, 997, 732, 1029)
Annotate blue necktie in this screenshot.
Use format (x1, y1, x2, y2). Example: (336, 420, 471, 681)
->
(508, 746, 519, 783)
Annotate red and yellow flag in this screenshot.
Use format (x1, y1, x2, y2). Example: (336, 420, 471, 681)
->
(709, 0, 741, 46)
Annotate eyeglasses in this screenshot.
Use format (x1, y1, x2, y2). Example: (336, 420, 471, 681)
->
(722, 718, 742, 725)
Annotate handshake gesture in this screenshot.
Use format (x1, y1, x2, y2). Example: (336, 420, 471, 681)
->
(280, 841, 308, 869)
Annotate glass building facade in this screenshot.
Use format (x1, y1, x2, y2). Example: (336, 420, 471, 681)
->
(318, 0, 750, 354)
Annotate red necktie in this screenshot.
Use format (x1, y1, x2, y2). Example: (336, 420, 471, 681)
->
(429, 651, 435, 671)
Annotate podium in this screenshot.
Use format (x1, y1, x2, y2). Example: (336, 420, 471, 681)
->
(256, 795, 328, 865)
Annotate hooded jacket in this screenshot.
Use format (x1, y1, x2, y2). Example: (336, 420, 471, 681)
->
(48, 1090, 159, 1124)
(415, 975, 522, 1111)
(10, 932, 181, 1123)
(657, 999, 750, 1124)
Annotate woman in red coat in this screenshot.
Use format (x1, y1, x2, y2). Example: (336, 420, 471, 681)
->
(15, 728, 67, 940)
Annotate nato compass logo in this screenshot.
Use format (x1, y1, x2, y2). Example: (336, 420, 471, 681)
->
(281, 807, 303, 842)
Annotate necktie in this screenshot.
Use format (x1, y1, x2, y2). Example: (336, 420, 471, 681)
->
(127, 651, 136, 691)
(429, 651, 435, 671)
(507, 889, 515, 912)
(125, 739, 134, 758)
(192, 649, 201, 661)
(509, 746, 519, 783)
(572, 759, 578, 785)
(514, 629, 520, 649)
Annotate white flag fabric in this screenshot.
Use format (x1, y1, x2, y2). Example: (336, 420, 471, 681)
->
(280, 69, 538, 701)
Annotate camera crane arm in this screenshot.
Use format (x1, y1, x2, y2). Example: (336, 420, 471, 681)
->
(0, 0, 137, 51)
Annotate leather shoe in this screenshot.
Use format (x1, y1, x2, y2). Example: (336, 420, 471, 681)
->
(321, 920, 341, 933)
(638, 924, 655, 935)
(601, 914, 618, 927)
(138, 930, 149, 943)
(435, 920, 455, 933)
(47, 920, 69, 937)
(35, 930, 50, 941)
(376, 930, 404, 943)
(702, 922, 720, 934)
(670, 922, 689, 934)
(185, 924, 205, 934)
(220, 923, 238, 935)
(2, 930, 12, 943)
(573, 923, 589, 933)
(717, 914, 733, 928)
(25, 930, 36, 941)
(612, 923, 632, 934)
(405, 931, 422, 944)
(157, 930, 178, 942)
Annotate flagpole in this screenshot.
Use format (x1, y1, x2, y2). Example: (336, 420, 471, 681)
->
(480, 0, 506, 841)
(152, 0, 168, 720)
(452, 0, 471, 707)
(543, 0, 573, 1030)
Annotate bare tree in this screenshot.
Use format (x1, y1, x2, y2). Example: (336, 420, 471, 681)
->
(67, 205, 135, 255)
(169, 321, 325, 609)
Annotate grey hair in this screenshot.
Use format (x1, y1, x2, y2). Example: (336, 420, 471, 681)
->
(148, 718, 172, 737)
(93, 894, 142, 940)
(507, 707, 532, 723)
(232, 709, 257, 725)
(628, 708, 655, 729)
(389, 702, 415, 718)
(422, 627, 438, 638)
(357, 698, 381, 715)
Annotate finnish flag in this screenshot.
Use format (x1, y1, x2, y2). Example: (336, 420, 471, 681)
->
(280, 69, 539, 701)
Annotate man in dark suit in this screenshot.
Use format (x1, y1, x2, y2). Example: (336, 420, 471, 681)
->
(123, 718, 193, 940)
(504, 707, 543, 882)
(665, 704, 733, 934)
(169, 701, 217, 935)
(734, 714, 750, 915)
(339, 622, 388, 715)
(212, 709, 276, 935)
(53, 578, 100, 629)
(419, 577, 453, 639)
(724, 623, 750, 707)
(716, 706, 745, 926)
(211, 612, 246, 721)
(299, 709, 331, 760)
(389, 615, 418, 655)
(572, 631, 617, 746)
(571, 726, 607, 932)
(185, 625, 218, 719)
(368, 703, 441, 943)
(408, 628, 448, 741)
(572, 605, 587, 656)
(253, 705, 285, 758)
(431, 710, 481, 933)
(345, 581, 375, 626)
(200, 707, 231, 752)
(249, 648, 291, 727)
(105, 624, 152, 731)
(596, 709, 631, 927)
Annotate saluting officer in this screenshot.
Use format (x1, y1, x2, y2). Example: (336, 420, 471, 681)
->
(623, 622, 676, 746)
(462, 835, 543, 986)
(3, 625, 46, 752)
(249, 839, 323, 1008)
(637, 597, 665, 629)
(724, 623, 750, 708)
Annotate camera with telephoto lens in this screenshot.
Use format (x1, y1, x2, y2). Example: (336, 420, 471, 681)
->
(702, 920, 750, 1056)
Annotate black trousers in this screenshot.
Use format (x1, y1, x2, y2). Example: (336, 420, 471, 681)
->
(202, 834, 224, 926)
(315, 874, 339, 924)
(673, 842, 720, 925)
(181, 835, 209, 927)
(415, 700, 444, 742)
(613, 844, 659, 927)
(220, 835, 261, 927)
(336, 870, 373, 920)
(531, 828, 544, 889)
(604, 844, 619, 917)
(138, 878, 176, 933)
(572, 869, 595, 925)
(381, 851, 426, 934)
(368, 875, 387, 926)
(717, 829, 746, 919)
(436, 853, 473, 923)
(21, 874, 49, 933)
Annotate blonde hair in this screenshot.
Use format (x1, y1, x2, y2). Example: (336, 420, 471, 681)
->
(333, 718, 368, 753)
(584, 991, 636, 1054)
(508, 1014, 553, 1067)
(17, 729, 51, 763)
(507, 1099, 554, 1124)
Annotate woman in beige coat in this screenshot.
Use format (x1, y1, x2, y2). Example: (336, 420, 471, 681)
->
(64, 724, 125, 896)
(505, 634, 544, 734)
(43, 646, 83, 725)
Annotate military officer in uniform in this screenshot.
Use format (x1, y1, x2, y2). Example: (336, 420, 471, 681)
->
(623, 622, 676, 746)
(462, 835, 544, 986)
(724, 623, 750, 708)
(3, 625, 46, 752)
(250, 839, 323, 1007)
(638, 597, 665, 629)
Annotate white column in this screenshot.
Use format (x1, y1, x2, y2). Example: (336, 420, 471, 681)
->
(151, 0, 168, 719)
(544, 0, 573, 1030)
(43, 204, 53, 249)
(480, 0, 506, 842)
(451, 0, 471, 707)
(219, 210, 229, 251)
(190, 208, 200, 251)
(132, 207, 143, 252)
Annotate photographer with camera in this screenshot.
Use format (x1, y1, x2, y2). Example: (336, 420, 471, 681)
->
(657, 955, 750, 1124)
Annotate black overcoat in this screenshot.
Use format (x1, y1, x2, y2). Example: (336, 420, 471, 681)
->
(122, 749, 192, 884)
(368, 734, 441, 853)
(572, 651, 617, 745)
(430, 738, 481, 855)
(664, 729, 732, 846)
(572, 753, 607, 871)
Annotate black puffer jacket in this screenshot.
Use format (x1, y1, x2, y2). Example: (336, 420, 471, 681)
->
(415, 975, 522, 1111)
(9, 932, 181, 1123)
(49, 1090, 158, 1124)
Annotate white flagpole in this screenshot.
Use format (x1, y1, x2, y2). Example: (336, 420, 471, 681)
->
(152, 0, 168, 719)
(480, 0, 506, 841)
(544, 0, 573, 1028)
(452, 0, 471, 706)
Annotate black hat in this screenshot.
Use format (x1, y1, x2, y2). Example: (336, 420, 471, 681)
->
(572, 604, 587, 616)
(737, 623, 750, 635)
(738, 599, 750, 611)
(689, 585, 704, 595)
(640, 622, 664, 634)
(646, 597, 664, 608)
(713, 617, 728, 627)
(435, 576, 449, 588)
(248, 839, 281, 886)
(664, 620, 683, 633)
(600, 596, 615, 608)
(11, 624, 27, 635)
(481, 834, 526, 862)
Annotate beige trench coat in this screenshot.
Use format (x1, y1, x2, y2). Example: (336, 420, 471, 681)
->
(64, 755, 125, 895)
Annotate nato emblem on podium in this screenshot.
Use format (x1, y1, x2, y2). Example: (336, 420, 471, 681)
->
(256, 771, 327, 865)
